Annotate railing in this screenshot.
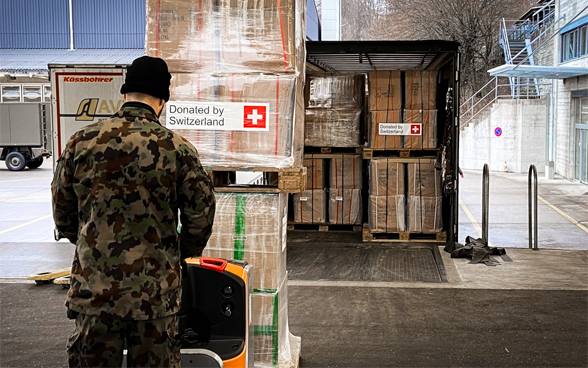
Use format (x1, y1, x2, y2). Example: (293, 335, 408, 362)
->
(460, 78, 551, 128)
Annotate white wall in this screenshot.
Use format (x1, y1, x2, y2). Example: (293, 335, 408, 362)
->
(460, 99, 548, 173)
(321, 0, 340, 40)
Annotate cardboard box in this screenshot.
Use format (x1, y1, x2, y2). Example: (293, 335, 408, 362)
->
(304, 109, 362, 147)
(304, 156, 326, 189)
(166, 73, 303, 168)
(368, 110, 403, 149)
(203, 193, 288, 291)
(403, 110, 437, 149)
(368, 71, 402, 111)
(328, 188, 362, 225)
(408, 196, 443, 233)
(404, 70, 438, 110)
(293, 189, 327, 223)
(306, 74, 365, 110)
(369, 159, 405, 196)
(252, 278, 300, 367)
(407, 159, 442, 197)
(146, 0, 305, 74)
(330, 154, 362, 189)
(368, 195, 406, 232)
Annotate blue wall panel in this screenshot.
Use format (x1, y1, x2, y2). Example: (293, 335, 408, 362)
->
(0, 0, 69, 48)
(306, 0, 321, 41)
(73, 0, 145, 49)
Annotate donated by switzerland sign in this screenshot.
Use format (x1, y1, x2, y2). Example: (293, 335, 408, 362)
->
(165, 101, 270, 131)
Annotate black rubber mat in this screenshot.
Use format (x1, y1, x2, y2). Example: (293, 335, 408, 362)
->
(287, 241, 448, 283)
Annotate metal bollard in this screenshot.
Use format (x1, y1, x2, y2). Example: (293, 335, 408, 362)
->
(528, 164, 539, 250)
(482, 164, 490, 245)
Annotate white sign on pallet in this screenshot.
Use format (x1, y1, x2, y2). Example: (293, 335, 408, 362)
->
(166, 101, 270, 131)
(379, 123, 422, 136)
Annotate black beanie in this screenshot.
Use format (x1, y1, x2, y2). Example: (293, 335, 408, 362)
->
(121, 56, 172, 102)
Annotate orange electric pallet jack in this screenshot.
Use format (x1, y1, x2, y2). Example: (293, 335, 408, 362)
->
(175, 257, 253, 368)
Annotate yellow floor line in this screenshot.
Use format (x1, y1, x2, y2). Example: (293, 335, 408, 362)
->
(538, 195, 588, 234)
(459, 197, 495, 247)
(0, 214, 52, 236)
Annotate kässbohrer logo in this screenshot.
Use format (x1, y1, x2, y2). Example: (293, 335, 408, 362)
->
(63, 77, 114, 82)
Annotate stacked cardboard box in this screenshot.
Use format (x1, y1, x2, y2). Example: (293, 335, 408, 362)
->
(407, 159, 443, 233)
(304, 75, 364, 147)
(367, 71, 402, 149)
(292, 156, 326, 224)
(404, 70, 438, 150)
(368, 159, 405, 232)
(149, 0, 306, 168)
(329, 155, 362, 225)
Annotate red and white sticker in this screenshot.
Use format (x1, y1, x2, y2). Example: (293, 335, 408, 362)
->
(379, 123, 422, 136)
(166, 101, 270, 131)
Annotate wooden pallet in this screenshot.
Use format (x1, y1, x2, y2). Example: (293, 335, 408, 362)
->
(304, 152, 363, 159)
(304, 146, 363, 154)
(363, 148, 440, 159)
(207, 167, 306, 193)
(287, 223, 362, 232)
(27, 267, 71, 285)
(362, 225, 447, 243)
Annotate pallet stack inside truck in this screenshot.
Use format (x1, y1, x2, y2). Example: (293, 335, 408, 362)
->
(146, 0, 305, 366)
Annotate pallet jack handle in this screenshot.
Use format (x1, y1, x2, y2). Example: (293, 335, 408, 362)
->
(199, 257, 228, 272)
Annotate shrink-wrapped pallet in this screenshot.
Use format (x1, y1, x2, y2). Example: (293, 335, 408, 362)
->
(203, 193, 288, 291)
(146, 0, 306, 75)
(368, 70, 402, 111)
(304, 155, 326, 189)
(408, 196, 443, 233)
(404, 70, 438, 110)
(329, 188, 362, 225)
(407, 159, 443, 197)
(368, 110, 403, 149)
(330, 154, 362, 189)
(403, 109, 437, 149)
(166, 73, 303, 168)
(252, 278, 301, 367)
(369, 159, 405, 196)
(292, 189, 327, 223)
(304, 109, 362, 147)
(368, 195, 406, 232)
(306, 74, 365, 110)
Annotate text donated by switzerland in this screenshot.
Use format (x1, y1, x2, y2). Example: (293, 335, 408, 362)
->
(165, 101, 270, 132)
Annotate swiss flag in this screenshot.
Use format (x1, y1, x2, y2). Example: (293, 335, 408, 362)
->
(243, 105, 267, 129)
(410, 124, 421, 135)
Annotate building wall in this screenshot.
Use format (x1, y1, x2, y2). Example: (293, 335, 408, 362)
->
(460, 99, 548, 173)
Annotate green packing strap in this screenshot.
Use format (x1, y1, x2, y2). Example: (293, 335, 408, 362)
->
(234, 194, 247, 260)
(252, 291, 280, 366)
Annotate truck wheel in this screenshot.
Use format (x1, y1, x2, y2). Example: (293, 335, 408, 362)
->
(6, 152, 26, 171)
(27, 157, 43, 169)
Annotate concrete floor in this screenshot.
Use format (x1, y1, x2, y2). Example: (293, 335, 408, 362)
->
(1, 162, 587, 367)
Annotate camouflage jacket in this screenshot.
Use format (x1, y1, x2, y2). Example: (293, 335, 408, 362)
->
(52, 102, 216, 320)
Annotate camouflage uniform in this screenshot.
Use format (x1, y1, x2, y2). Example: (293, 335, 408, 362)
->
(52, 102, 216, 367)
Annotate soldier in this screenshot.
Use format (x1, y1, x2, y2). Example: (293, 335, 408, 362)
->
(52, 56, 216, 367)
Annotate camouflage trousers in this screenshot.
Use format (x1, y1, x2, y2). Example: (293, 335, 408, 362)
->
(67, 312, 181, 367)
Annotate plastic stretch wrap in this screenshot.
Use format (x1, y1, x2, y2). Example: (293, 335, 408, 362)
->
(369, 160, 405, 196)
(165, 73, 303, 168)
(329, 188, 362, 225)
(304, 156, 326, 189)
(368, 110, 403, 149)
(293, 189, 327, 223)
(252, 277, 301, 368)
(368, 195, 406, 232)
(330, 154, 362, 189)
(403, 110, 437, 149)
(306, 74, 365, 109)
(304, 109, 362, 147)
(408, 196, 443, 233)
(407, 159, 443, 197)
(404, 70, 438, 110)
(368, 70, 402, 111)
(203, 193, 288, 291)
(146, 0, 306, 74)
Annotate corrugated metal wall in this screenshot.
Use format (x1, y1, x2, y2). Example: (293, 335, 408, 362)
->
(73, 0, 145, 49)
(0, 0, 70, 48)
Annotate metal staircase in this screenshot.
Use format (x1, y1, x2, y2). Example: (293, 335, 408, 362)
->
(460, 0, 557, 129)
